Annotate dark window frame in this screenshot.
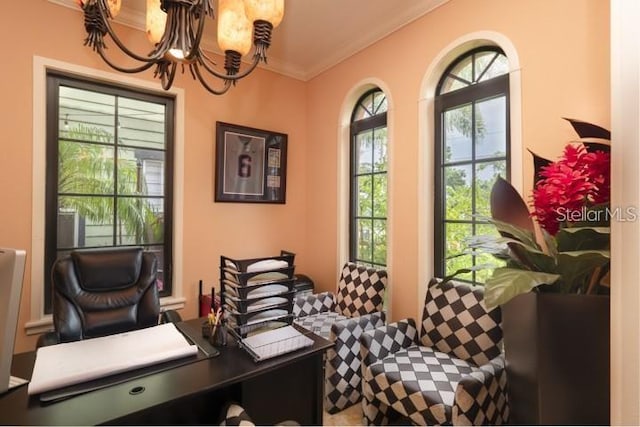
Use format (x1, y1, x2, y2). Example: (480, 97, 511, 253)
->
(44, 73, 175, 313)
(349, 88, 388, 268)
(434, 47, 510, 283)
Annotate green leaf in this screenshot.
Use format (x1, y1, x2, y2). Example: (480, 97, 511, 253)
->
(541, 227, 558, 259)
(555, 227, 610, 252)
(556, 250, 610, 293)
(489, 218, 540, 249)
(528, 148, 552, 184)
(484, 268, 561, 308)
(563, 117, 611, 140)
(507, 244, 557, 272)
(490, 177, 535, 234)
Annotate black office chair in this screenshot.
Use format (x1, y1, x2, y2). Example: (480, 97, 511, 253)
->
(37, 247, 180, 347)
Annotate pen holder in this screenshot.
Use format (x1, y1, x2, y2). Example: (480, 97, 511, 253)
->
(202, 321, 226, 346)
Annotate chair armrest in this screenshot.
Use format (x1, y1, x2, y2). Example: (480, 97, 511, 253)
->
(293, 291, 335, 318)
(453, 355, 509, 426)
(329, 312, 386, 363)
(330, 311, 386, 343)
(161, 309, 183, 324)
(359, 319, 418, 371)
(36, 331, 61, 348)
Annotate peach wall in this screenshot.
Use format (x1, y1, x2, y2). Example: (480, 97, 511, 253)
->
(305, 0, 610, 321)
(1, 1, 308, 353)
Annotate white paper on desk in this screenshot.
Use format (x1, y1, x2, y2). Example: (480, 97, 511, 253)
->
(28, 323, 197, 395)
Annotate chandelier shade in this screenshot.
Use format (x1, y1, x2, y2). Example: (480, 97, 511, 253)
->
(80, 0, 284, 95)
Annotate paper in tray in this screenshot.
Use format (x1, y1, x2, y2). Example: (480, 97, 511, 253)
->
(224, 307, 290, 325)
(238, 325, 314, 362)
(222, 280, 293, 299)
(225, 296, 290, 313)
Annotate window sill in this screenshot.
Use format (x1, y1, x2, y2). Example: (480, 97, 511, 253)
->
(24, 296, 186, 336)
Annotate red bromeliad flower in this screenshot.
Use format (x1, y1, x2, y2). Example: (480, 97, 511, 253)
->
(531, 143, 610, 235)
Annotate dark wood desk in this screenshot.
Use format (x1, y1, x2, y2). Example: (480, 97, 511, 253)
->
(0, 320, 332, 425)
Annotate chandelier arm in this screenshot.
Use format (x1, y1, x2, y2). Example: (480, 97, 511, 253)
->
(97, 46, 158, 74)
(192, 64, 233, 95)
(197, 50, 261, 81)
(227, 52, 263, 80)
(160, 62, 178, 91)
(93, 3, 165, 63)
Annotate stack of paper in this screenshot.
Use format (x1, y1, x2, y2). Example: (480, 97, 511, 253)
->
(28, 323, 197, 395)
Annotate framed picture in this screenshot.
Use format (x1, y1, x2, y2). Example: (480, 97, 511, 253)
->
(215, 122, 288, 203)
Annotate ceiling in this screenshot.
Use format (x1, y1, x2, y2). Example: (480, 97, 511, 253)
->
(50, 0, 448, 81)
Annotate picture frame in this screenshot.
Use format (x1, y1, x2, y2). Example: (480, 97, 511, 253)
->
(215, 122, 288, 203)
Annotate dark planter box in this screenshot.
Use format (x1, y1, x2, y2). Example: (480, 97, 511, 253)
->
(502, 292, 610, 425)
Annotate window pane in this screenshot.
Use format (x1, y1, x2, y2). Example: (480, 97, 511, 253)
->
(372, 174, 387, 218)
(372, 91, 388, 115)
(147, 245, 166, 291)
(446, 255, 473, 281)
(445, 222, 472, 259)
(357, 176, 372, 216)
(475, 223, 506, 283)
(475, 96, 506, 160)
(59, 86, 115, 142)
(474, 51, 497, 81)
(444, 164, 472, 220)
(58, 140, 115, 194)
(58, 196, 114, 248)
(357, 219, 373, 261)
(440, 76, 467, 94)
(479, 54, 509, 82)
(372, 127, 387, 172)
(445, 222, 473, 279)
(475, 161, 506, 217)
(373, 219, 387, 265)
(444, 105, 472, 163)
(450, 55, 473, 83)
(116, 197, 164, 245)
(118, 148, 165, 196)
(118, 97, 166, 150)
(355, 131, 373, 173)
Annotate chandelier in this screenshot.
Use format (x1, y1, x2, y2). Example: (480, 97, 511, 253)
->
(80, 0, 284, 95)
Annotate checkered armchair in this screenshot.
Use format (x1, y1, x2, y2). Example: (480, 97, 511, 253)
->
(293, 262, 387, 414)
(359, 278, 509, 426)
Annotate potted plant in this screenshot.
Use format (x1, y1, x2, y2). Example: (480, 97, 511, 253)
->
(450, 118, 611, 425)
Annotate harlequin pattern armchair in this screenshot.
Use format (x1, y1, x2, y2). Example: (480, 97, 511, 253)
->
(293, 262, 387, 413)
(359, 278, 509, 426)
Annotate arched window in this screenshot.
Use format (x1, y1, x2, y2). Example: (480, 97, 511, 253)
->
(434, 47, 510, 282)
(350, 88, 388, 267)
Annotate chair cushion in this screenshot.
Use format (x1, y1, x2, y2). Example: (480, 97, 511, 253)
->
(335, 263, 386, 318)
(72, 247, 142, 291)
(421, 279, 502, 366)
(364, 346, 480, 425)
(294, 312, 348, 339)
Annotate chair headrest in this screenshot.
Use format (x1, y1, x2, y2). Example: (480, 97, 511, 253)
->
(71, 247, 143, 291)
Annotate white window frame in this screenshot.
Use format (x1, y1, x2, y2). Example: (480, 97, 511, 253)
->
(27, 56, 186, 335)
